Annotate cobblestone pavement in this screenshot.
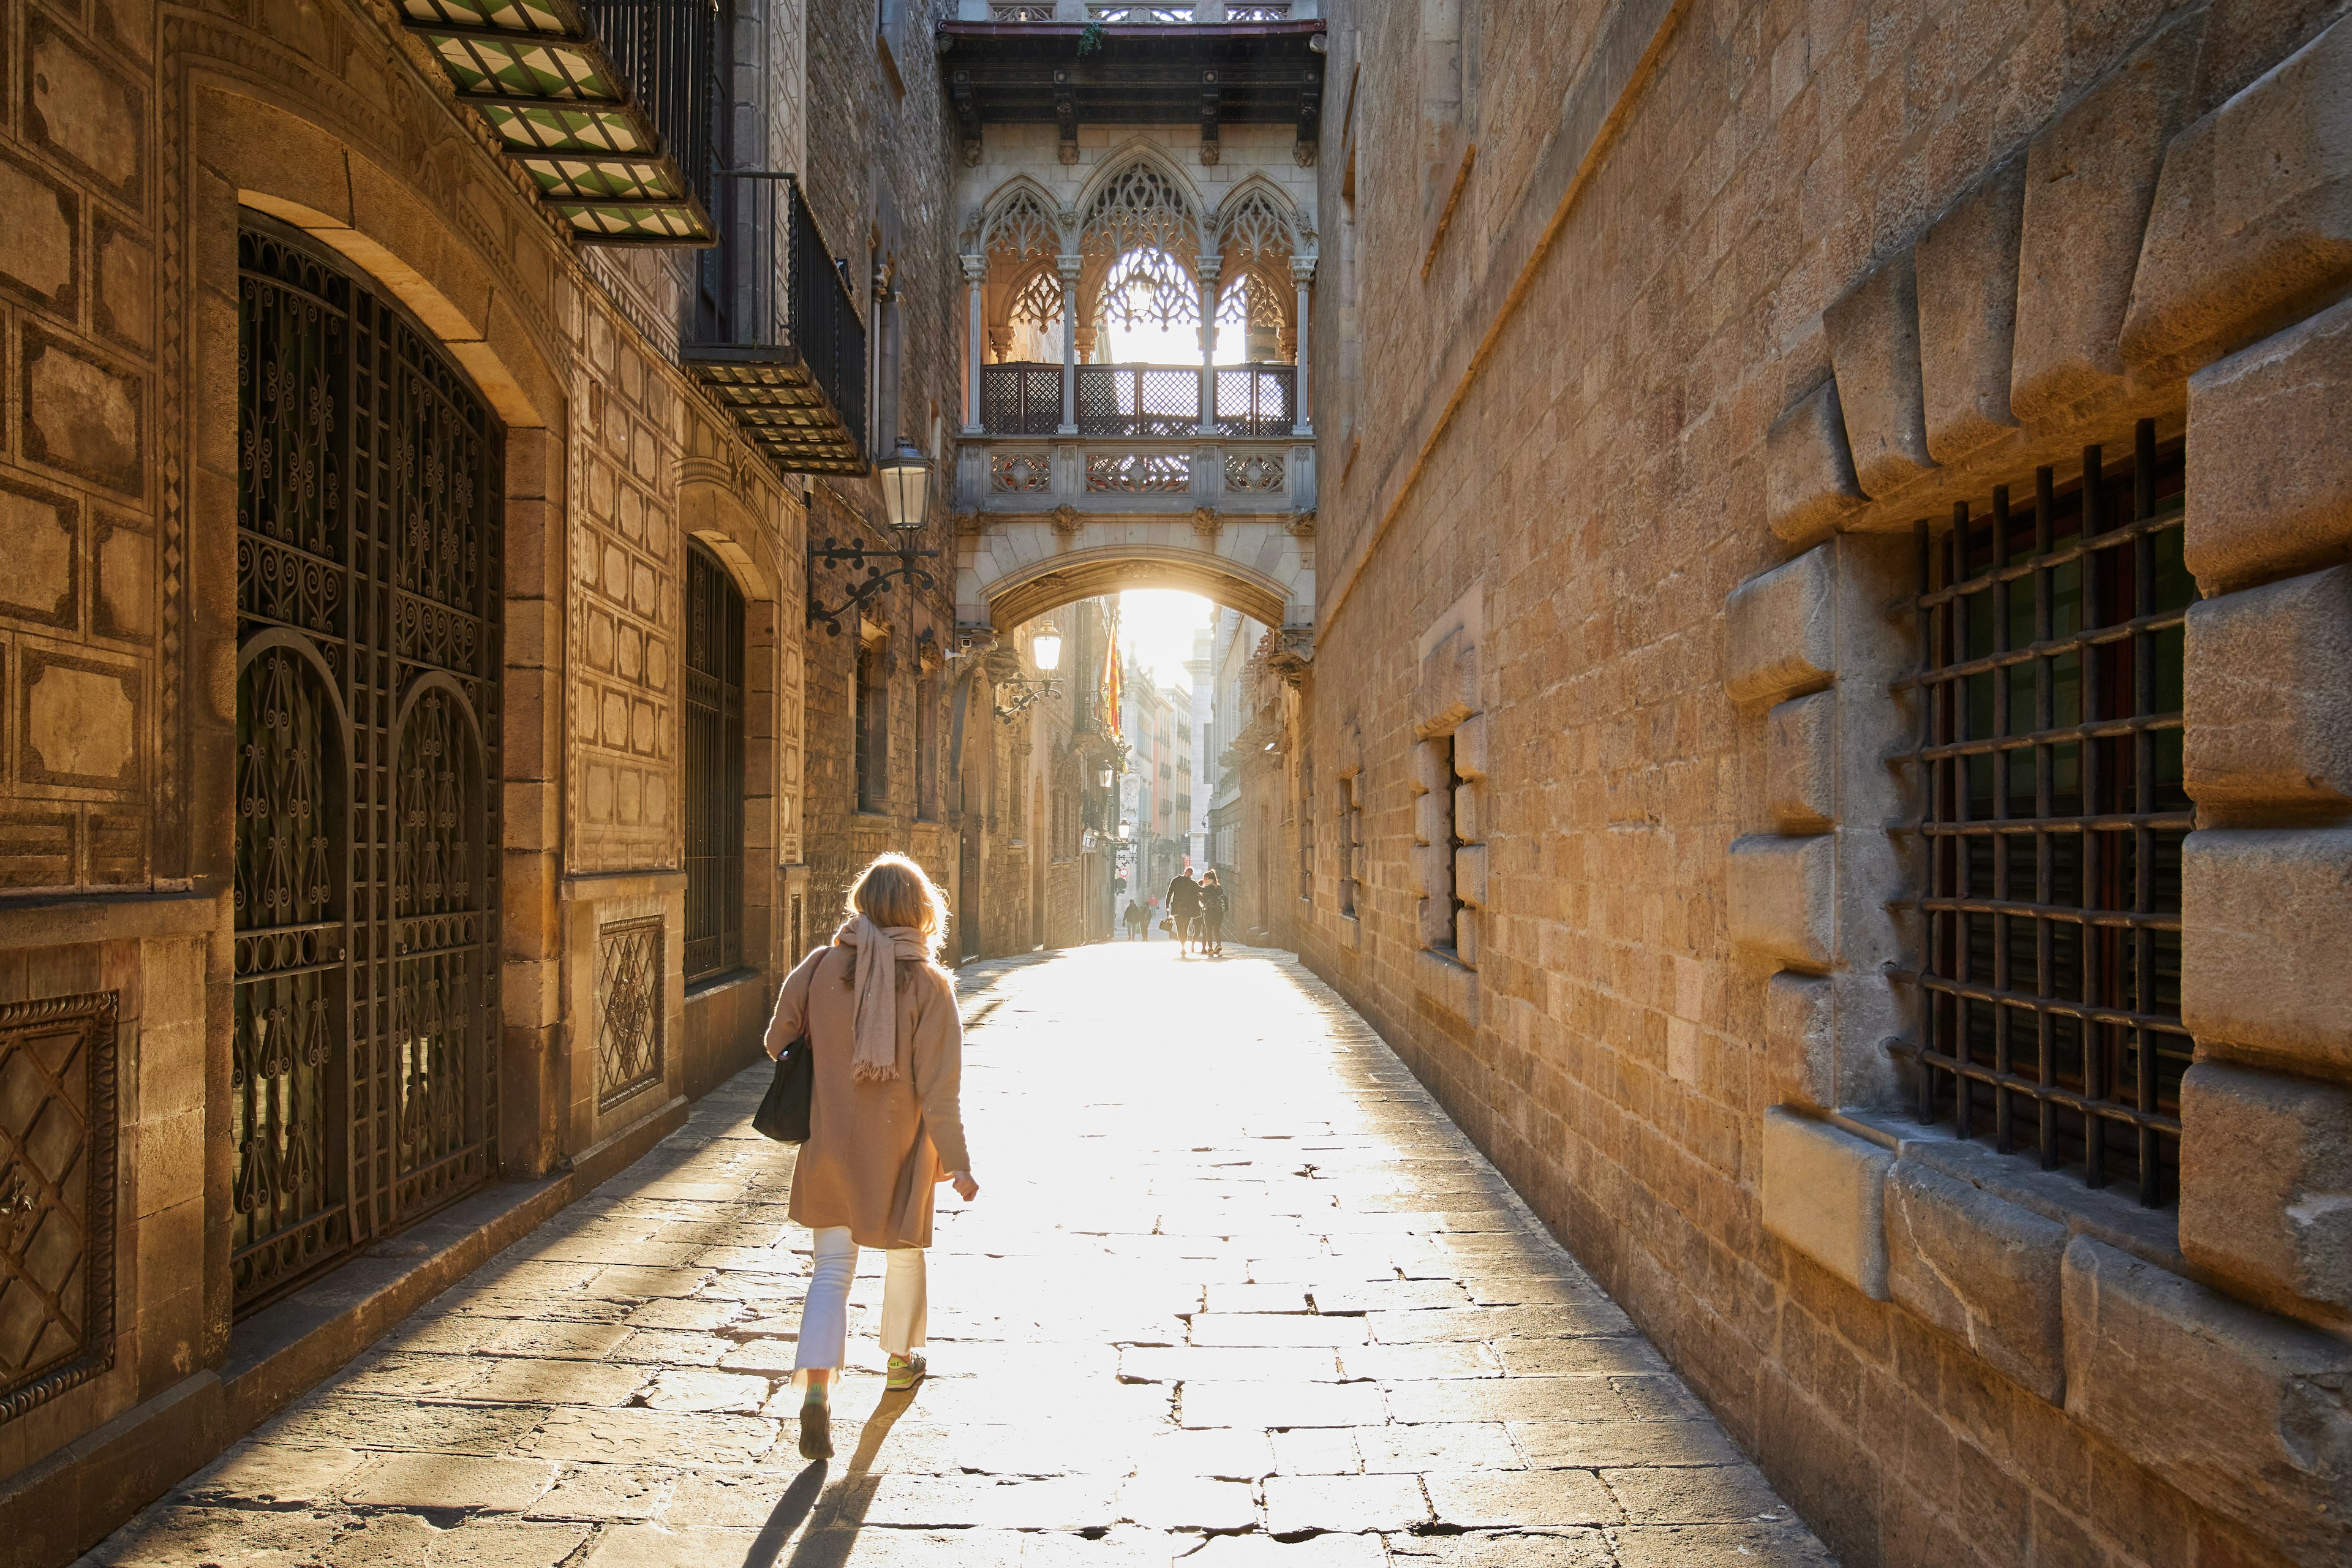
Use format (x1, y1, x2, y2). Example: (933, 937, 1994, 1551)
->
(88, 945, 1833, 1567)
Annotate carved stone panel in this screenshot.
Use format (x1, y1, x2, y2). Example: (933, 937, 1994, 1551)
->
(0, 990, 118, 1423)
(596, 916, 663, 1110)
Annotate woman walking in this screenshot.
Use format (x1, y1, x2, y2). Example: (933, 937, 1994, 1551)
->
(1199, 869, 1229, 956)
(763, 853, 978, 1461)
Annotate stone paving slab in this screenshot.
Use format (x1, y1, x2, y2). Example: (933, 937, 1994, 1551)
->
(81, 945, 1833, 1566)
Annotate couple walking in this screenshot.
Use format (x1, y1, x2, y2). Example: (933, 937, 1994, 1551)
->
(761, 853, 975, 1463)
(1164, 865, 1228, 955)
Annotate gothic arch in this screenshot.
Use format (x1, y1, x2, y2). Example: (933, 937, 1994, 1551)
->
(1074, 147, 1206, 332)
(974, 175, 1069, 264)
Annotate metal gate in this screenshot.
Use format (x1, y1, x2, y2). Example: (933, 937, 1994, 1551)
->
(233, 219, 504, 1313)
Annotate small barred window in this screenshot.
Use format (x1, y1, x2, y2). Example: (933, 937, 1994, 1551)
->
(1899, 420, 2193, 1207)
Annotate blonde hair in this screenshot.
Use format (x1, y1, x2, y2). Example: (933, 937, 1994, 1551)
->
(844, 853, 949, 958)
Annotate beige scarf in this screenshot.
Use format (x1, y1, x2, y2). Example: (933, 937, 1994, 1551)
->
(840, 915, 930, 1082)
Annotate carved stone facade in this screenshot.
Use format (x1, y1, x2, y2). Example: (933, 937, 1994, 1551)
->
(1293, 2, 2352, 1566)
(0, 0, 946, 1552)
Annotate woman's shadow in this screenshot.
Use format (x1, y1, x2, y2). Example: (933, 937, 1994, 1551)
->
(741, 1385, 921, 1567)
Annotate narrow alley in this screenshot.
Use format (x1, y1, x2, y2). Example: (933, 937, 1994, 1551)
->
(86, 946, 1828, 1567)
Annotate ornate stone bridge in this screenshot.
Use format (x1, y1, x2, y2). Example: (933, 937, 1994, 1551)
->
(952, 443, 1317, 640)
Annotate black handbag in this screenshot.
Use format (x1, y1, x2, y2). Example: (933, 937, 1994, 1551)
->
(753, 1035, 812, 1144)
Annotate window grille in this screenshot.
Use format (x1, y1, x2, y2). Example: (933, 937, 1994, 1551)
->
(1077, 366, 1200, 436)
(1338, 774, 1360, 918)
(1439, 737, 1466, 952)
(981, 363, 1062, 435)
(1298, 757, 1314, 900)
(1896, 421, 2192, 1207)
(990, 2, 1056, 17)
(1215, 366, 1296, 437)
(684, 544, 745, 983)
(855, 636, 888, 813)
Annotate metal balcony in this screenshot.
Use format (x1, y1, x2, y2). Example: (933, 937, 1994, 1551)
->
(684, 174, 868, 475)
(401, 0, 717, 243)
(974, 362, 1297, 437)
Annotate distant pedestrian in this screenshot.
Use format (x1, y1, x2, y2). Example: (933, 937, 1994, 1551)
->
(1166, 867, 1203, 954)
(763, 854, 978, 1462)
(1124, 900, 1147, 940)
(1199, 869, 1229, 956)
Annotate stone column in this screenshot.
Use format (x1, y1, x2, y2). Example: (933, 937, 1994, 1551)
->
(1057, 253, 1082, 436)
(1196, 257, 1223, 436)
(1291, 256, 1316, 436)
(962, 254, 986, 435)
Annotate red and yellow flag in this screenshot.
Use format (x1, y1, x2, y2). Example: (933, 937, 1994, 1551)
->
(1104, 624, 1123, 740)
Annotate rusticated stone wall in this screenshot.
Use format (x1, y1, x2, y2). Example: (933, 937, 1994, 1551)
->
(1297, 1, 2352, 1565)
(0, 0, 842, 1546)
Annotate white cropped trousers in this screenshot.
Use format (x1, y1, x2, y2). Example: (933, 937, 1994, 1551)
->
(793, 1226, 927, 1374)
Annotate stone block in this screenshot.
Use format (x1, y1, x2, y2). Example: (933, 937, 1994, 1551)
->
(197, 87, 350, 227)
(1727, 834, 1833, 971)
(1761, 1108, 1892, 1299)
(1915, 157, 2024, 462)
(2183, 296, 2352, 592)
(2011, 14, 2201, 423)
(1724, 546, 1834, 706)
(2062, 1235, 2352, 1565)
(2125, 15, 2352, 369)
(1414, 630, 1477, 734)
(1452, 782, 1482, 843)
(1765, 692, 1835, 833)
(1414, 790, 1446, 845)
(1764, 971, 1834, 1110)
(1765, 379, 1866, 546)
(2185, 565, 2352, 805)
(2181, 827, 2352, 1072)
(1826, 251, 1937, 496)
(2179, 1061, 2352, 1319)
(1451, 712, 1488, 778)
(1883, 1161, 2068, 1402)
(1455, 843, 1488, 907)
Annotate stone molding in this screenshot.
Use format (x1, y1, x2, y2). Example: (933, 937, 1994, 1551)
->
(1760, 1108, 1892, 1299)
(2125, 14, 2352, 375)
(2062, 1235, 2352, 1565)
(1825, 251, 1937, 497)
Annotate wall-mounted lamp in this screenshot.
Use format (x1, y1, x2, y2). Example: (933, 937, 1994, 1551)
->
(993, 623, 1063, 722)
(807, 437, 940, 635)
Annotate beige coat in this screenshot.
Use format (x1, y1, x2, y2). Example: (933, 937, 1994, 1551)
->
(763, 939, 970, 1250)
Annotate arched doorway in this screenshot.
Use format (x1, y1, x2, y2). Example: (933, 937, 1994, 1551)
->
(233, 216, 503, 1311)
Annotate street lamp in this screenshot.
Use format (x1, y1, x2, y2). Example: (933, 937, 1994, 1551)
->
(876, 437, 932, 533)
(993, 622, 1063, 722)
(806, 437, 941, 635)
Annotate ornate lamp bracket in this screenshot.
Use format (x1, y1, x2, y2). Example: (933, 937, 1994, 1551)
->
(806, 535, 943, 636)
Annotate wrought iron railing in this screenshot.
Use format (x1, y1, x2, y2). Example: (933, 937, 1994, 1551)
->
(684, 173, 867, 473)
(578, 0, 716, 219)
(1215, 364, 1295, 435)
(981, 363, 1063, 435)
(979, 362, 1298, 437)
(1077, 364, 1202, 436)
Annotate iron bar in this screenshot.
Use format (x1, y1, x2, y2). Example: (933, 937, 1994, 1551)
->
(1893, 421, 2190, 1207)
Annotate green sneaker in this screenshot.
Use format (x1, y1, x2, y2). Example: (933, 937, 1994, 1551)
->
(885, 1353, 927, 1392)
(797, 1400, 832, 1460)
